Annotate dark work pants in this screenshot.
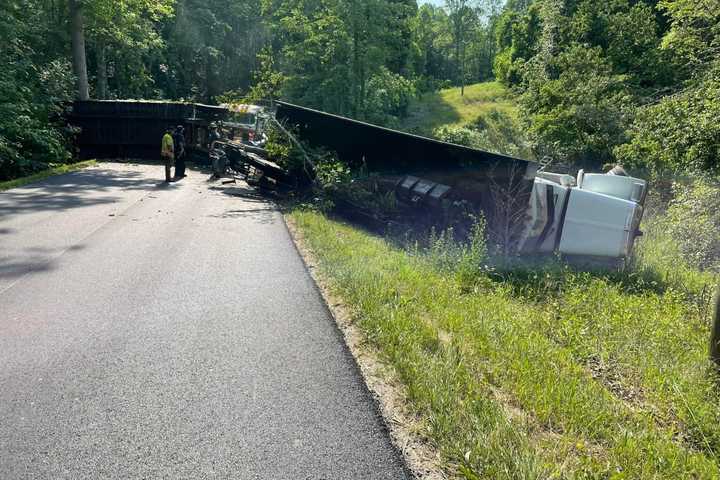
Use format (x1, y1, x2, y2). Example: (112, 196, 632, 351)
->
(175, 152, 186, 177)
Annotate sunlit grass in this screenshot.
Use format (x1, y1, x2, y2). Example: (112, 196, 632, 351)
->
(403, 81, 518, 135)
(290, 209, 720, 479)
(0, 160, 97, 191)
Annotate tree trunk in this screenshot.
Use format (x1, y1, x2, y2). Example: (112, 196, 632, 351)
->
(460, 42, 465, 96)
(353, 29, 360, 117)
(96, 40, 108, 100)
(711, 285, 720, 369)
(69, 0, 89, 100)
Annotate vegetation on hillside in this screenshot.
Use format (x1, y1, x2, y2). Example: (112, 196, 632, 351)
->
(4, 0, 720, 179)
(290, 185, 720, 477)
(403, 81, 516, 133)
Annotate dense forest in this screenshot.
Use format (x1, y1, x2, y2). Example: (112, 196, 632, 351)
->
(1, 0, 719, 180)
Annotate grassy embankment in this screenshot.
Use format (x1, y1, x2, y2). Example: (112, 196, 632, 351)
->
(402, 81, 518, 136)
(291, 209, 720, 478)
(0, 160, 97, 192)
(288, 82, 720, 478)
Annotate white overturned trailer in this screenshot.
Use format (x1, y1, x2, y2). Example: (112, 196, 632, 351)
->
(520, 169, 647, 259)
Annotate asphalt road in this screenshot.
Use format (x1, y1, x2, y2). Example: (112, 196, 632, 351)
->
(0, 163, 409, 479)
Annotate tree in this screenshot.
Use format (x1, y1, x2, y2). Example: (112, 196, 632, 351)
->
(1, 0, 75, 180)
(445, 0, 480, 95)
(86, 0, 174, 99)
(411, 5, 454, 90)
(163, 0, 265, 102)
(69, 0, 89, 100)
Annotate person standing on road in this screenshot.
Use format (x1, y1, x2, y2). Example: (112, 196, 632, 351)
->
(161, 127, 175, 182)
(208, 123, 223, 177)
(208, 123, 221, 151)
(173, 125, 187, 179)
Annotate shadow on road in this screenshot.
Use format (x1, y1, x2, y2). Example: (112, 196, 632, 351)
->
(0, 245, 86, 281)
(0, 255, 57, 281)
(0, 167, 172, 219)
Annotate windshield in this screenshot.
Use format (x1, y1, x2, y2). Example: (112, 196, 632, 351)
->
(229, 112, 256, 127)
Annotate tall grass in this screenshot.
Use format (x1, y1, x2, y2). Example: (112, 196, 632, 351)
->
(402, 82, 518, 135)
(290, 209, 720, 479)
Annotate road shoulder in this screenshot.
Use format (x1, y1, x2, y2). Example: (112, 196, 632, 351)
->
(284, 215, 446, 480)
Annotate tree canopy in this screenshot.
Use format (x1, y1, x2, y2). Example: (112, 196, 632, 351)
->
(1, 0, 720, 179)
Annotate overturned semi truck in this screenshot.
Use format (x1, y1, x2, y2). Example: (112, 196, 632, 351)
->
(273, 102, 647, 261)
(68, 100, 648, 261)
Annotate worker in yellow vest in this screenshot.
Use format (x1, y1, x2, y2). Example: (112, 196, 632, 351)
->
(161, 127, 175, 182)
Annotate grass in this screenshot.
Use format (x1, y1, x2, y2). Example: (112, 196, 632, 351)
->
(402, 81, 519, 135)
(289, 208, 720, 479)
(0, 160, 97, 191)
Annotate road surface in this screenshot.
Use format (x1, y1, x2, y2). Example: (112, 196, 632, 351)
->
(0, 163, 409, 479)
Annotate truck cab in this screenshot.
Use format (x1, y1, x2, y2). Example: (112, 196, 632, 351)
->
(521, 169, 647, 259)
(220, 103, 268, 144)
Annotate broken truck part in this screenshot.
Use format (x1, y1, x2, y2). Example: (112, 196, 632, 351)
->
(68, 100, 648, 260)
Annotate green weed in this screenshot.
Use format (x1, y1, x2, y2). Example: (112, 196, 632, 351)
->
(290, 209, 720, 479)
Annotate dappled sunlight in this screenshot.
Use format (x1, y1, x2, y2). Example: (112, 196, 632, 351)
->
(0, 165, 172, 219)
(402, 81, 518, 136)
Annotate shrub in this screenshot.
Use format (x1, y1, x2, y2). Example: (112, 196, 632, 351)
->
(363, 67, 416, 127)
(426, 217, 488, 290)
(660, 178, 720, 271)
(433, 110, 533, 160)
(432, 125, 485, 148)
(615, 65, 720, 174)
(520, 45, 633, 168)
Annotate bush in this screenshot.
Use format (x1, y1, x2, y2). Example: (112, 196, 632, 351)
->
(520, 45, 633, 168)
(659, 178, 720, 271)
(363, 67, 416, 127)
(425, 218, 488, 290)
(433, 109, 532, 159)
(615, 65, 720, 174)
(0, 8, 74, 181)
(432, 125, 485, 148)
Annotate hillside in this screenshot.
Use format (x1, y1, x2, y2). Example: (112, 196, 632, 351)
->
(402, 81, 518, 136)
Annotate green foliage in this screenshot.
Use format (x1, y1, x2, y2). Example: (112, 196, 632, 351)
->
(402, 80, 517, 136)
(363, 67, 416, 127)
(0, 1, 75, 181)
(85, 0, 174, 98)
(658, 178, 720, 271)
(161, 0, 265, 102)
(314, 156, 352, 190)
(489, 0, 720, 174)
(616, 66, 720, 174)
(292, 209, 720, 478)
(658, 0, 720, 77)
(471, 108, 532, 158)
(261, 0, 425, 124)
(244, 47, 286, 103)
(520, 44, 633, 166)
(426, 219, 488, 289)
(263, 123, 309, 180)
(433, 125, 484, 148)
(493, 6, 540, 85)
(431, 107, 531, 159)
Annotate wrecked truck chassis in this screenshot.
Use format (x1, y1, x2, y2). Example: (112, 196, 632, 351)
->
(68, 100, 648, 261)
